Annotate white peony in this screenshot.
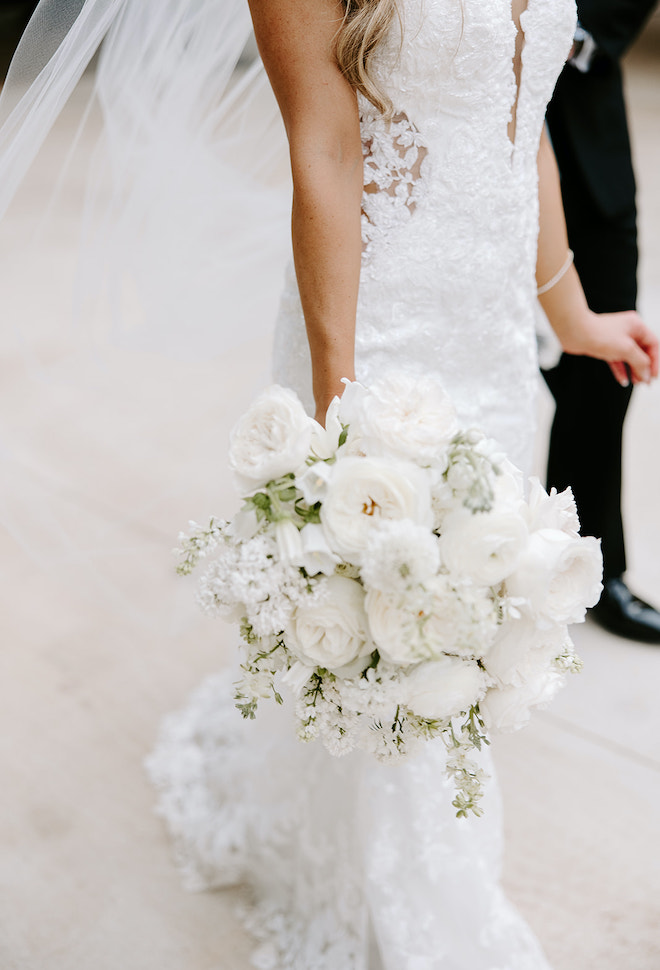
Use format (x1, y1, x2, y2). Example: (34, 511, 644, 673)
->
(286, 574, 372, 671)
(438, 507, 528, 587)
(506, 529, 603, 625)
(404, 657, 486, 720)
(366, 576, 498, 665)
(523, 478, 580, 535)
(229, 384, 314, 492)
(321, 456, 433, 562)
(338, 372, 458, 466)
(361, 519, 440, 593)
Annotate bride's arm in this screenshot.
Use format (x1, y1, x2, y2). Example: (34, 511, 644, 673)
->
(248, 0, 363, 421)
(536, 127, 658, 385)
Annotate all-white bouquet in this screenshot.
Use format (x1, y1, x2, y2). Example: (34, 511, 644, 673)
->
(176, 372, 602, 816)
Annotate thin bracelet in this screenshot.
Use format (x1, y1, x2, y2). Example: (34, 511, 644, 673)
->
(537, 249, 574, 296)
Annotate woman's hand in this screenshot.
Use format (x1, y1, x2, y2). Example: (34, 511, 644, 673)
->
(556, 307, 659, 386)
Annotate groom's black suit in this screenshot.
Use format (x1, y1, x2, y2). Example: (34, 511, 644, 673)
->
(543, 0, 657, 582)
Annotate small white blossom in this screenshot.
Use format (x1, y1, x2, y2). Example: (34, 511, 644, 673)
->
(361, 519, 440, 593)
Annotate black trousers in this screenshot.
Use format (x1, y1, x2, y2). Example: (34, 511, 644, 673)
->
(543, 58, 637, 580)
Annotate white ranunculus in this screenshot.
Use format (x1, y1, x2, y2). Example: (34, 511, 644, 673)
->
(286, 575, 372, 671)
(523, 478, 580, 535)
(506, 529, 603, 625)
(229, 384, 314, 492)
(438, 507, 528, 587)
(361, 519, 440, 593)
(366, 576, 498, 665)
(404, 657, 486, 720)
(275, 519, 304, 566)
(338, 372, 458, 466)
(321, 456, 432, 562)
(298, 523, 340, 576)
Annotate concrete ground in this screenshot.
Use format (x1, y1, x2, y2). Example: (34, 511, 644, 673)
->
(1, 26, 659, 970)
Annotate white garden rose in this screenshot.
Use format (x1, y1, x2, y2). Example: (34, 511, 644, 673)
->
(229, 384, 314, 491)
(438, 507, 528, 587)
(286, 574, 372, 671)
(479, 664, 564, 734)
(366, 576, 498, 665)
(485, 617, 572, 686)
(338, 372, 457, 466)
(506, 529, 602, 625)
(321, 456, 433, 562)
(404, 657, 486, 720)
(523, 478, 580, 535)
(361, 519, 440, 593)
(490, 458, 524, 512)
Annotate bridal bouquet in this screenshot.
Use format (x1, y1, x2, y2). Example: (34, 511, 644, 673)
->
(176, 372, 602, 816)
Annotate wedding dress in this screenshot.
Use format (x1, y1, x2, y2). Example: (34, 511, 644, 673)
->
(146, 1, 578, 968)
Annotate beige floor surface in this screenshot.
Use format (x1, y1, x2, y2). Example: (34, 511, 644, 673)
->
(1, 28, 659, 970)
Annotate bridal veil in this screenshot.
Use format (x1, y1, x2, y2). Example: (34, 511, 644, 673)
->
(0, 0, 293, 621)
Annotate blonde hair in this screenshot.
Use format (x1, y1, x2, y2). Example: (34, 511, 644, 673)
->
(336, 0, 399, 115)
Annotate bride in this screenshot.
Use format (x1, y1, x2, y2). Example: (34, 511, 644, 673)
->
(148, 1, 657, 968)
(1, 0, 657, 968)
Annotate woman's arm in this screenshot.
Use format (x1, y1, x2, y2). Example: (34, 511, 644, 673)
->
(248, 0, 363, 421)
(536, 127, 658, 385)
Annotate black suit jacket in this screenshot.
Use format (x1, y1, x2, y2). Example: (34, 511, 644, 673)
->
(578, 0, 657, 60)
(547, 0, 657, 234)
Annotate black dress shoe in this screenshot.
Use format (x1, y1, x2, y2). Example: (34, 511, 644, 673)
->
(590, 577, 660, 644)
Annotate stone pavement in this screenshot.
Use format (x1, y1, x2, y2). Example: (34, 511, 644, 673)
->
(0, 28, 659, 970)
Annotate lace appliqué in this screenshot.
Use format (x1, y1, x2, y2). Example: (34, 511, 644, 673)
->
(360, 108, 428, 257)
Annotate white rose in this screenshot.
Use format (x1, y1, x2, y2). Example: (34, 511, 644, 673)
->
(485, 617, 571, 686)
(229, 385, 314, 492)
(361, 518, 440, 593)
(366, 576, 498, 665)
(491, 458, 524, 512)
(338, 372, 458, 466)
(286, 575, 372, 671)
(298, 523, 340, 576)
(321, 456, 432, 562)
(438, 507, 528, 587)
(523, 478, 580, 535)
(404, 657, 486, 720)
(479, 665, 564, 734)
(506, 529, 603, 624)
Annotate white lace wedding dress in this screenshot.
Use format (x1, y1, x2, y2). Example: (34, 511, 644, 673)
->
(147, 1, 577, 967)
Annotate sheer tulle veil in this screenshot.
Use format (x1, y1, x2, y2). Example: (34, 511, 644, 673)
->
(0, 0, 292, 624)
